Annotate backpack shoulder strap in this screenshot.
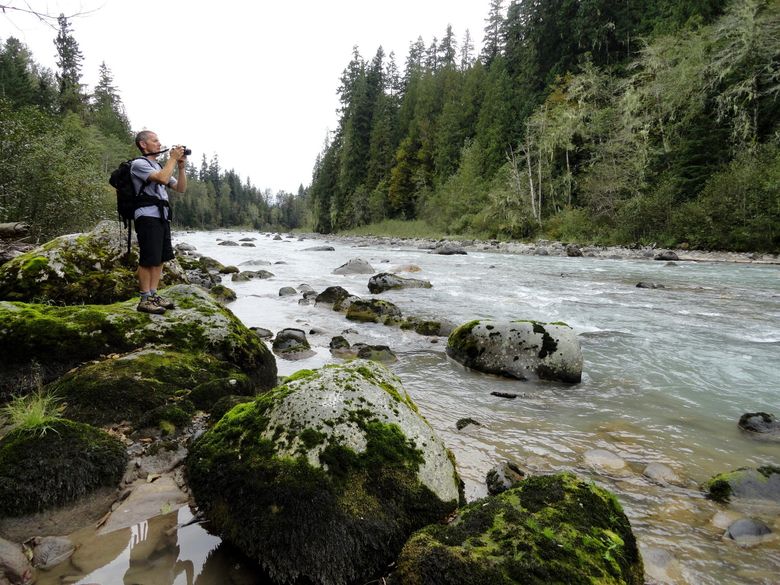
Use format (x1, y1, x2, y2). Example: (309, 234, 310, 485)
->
(130, 156, 154, 197)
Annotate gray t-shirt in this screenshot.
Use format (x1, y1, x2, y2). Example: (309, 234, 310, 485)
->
(130, 157, 177, 220)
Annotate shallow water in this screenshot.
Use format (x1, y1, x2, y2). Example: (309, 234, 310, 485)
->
(39, 231, 780, 584)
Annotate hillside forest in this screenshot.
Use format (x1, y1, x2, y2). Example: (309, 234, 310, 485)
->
(308, 0, 780, 252)
(1, 1, 778, 252)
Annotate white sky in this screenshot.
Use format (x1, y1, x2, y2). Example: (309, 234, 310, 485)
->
(1, 1, 488, 194)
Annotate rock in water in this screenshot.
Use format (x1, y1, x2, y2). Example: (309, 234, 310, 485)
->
(704, 466, 780, 503)
(25, 536, 75, 570)
(393, 473, 644, 585)
(0, 536, 34, 585)
(272, 328, 313, 359)
(446, 320, 583, 383)
(430, 242, 467, 255)
(332, 258, 375, 275)
(486, 461, 525, 495)
(346, 299, 403, 324)
(367, 273, 432, 294)
(738, 412, 780, 440)
(187, 360, 461, 585)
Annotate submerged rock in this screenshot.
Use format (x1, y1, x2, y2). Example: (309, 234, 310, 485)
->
(301, 245, 336, 252)
(332, 258, 375, 275)
(0, 220, 186, 305)
(0, 284, 277, 398)
(0, 420, 127, 516)
(278, 286, 297, 296)
(430, 242, 467, 255)
(446, 319, 583, 383)
(738, 412, 780, 440)
(725, 518, 772, 547)
(315, 286, 352, 309)
(25, 536, 75, 570)
(368, 273, 433, 294)
(187, 360, 461, 585)
(354, 344, 398, 363)
(393, 472, 644, 585)
(231, 269, 274, 282)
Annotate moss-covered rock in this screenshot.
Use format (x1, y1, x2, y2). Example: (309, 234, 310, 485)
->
(0, 284, 277, 399)
(208, 395, 255, 423)
(0, 221, 187, 305)
(446, 320, 583, 383)
(45, 348, 243, 426)
(346, 298, 403, 324)
(0, 420, 127, 516)
(703, 466, 780, 503)
(209, 284, 237, 304)
(392, 473, 643, 585)
(187, 360, 461, 585)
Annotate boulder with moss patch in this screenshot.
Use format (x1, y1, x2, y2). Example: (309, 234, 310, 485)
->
(0, 420, 127, 516)
(45, 349, 251, 427)
(0, 284, 276, 398)
(703, 466, 780, 504)
(446, 320, 583, 383)
(346, 298, 403, 324)
(392, 472, 643, 585)
(0, 221, 186, 305)
(187, 360, 461, 585)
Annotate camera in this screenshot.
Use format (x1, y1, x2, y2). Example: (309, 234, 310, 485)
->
(182, 146, 192, 156)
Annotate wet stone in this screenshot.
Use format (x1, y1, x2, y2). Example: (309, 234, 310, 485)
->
(486, 461, 525, 495)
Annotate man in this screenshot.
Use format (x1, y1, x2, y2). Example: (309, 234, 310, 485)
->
(131, 130, 187, 314)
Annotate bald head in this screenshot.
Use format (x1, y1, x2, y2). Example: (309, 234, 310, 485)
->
(135, 131, 160, 156)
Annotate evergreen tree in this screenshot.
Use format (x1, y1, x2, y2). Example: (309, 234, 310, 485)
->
(0, 38, 35, 106)
(481, 0, 505, 67)
(54, 14, 84, 114)
(438, 25, 457, 68)
(460, 29, 475, 71)
(89, 62, 131, 141)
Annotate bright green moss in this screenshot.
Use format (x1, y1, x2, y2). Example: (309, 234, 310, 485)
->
(395, 473, 643, 585)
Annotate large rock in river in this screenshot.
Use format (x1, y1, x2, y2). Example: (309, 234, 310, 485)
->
(0, 284, 277, 399)
(368, 272, 432, 294)
(332, 258, 375, 275)
(0, 420, 127, 516)
(393, 472, 644, 585)
(187, 360, 461, 585)
(704, 466, 780, 504)
(446, 320, 583, 383)
(0, 220, 187, 305)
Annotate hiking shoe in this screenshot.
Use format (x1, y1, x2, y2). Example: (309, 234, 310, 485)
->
(151, 294, 175, 310)
(137, 298, 166, 314)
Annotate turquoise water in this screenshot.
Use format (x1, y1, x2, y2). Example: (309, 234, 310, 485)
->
(38, 231, 780, 585)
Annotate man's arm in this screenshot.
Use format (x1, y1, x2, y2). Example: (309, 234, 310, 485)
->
(174, 157, 187, 193)
(147, 146, 185, 186)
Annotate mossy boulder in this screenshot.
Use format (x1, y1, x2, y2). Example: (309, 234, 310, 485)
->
(346, 298, 403, 324)
(446, 320, 583, 383)
(45, 348, 250, 426)
(0, 220, 187, 305)
(392, 473, 643, 585)
(0, 284, 277, 399)
(315, 285, 352, 309)
(187, 360, 461, 585)
(0, 420, 127, 516)
(368, 273, 433, 294)
(703, 466, 780, 503)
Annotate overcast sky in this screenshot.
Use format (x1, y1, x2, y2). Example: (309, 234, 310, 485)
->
(1, 1, 489, 194)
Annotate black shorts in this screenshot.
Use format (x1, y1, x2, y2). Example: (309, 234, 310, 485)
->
(135, 216, 174, 266)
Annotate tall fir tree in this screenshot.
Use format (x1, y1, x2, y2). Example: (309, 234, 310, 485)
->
(54, 14, 84, 114)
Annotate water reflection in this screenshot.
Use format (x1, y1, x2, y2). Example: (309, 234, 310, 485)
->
(36, 507, 266, 585)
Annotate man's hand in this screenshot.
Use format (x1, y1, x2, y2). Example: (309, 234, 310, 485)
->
(170, 145, 185, 162)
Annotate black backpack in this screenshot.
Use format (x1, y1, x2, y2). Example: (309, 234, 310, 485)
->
(109, 157, 170, 257)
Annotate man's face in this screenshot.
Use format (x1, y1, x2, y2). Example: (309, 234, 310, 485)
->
(141, 132, 161, 155)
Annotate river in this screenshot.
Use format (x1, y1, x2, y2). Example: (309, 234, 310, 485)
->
(40, 230, 779, 585)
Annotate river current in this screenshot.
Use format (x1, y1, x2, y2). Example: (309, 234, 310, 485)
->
(41, 230, 779, 585)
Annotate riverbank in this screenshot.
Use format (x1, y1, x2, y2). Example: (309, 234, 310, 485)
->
(291, 231, 780, 265)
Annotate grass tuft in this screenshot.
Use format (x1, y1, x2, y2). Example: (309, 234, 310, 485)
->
(1, 389, 66, 437)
